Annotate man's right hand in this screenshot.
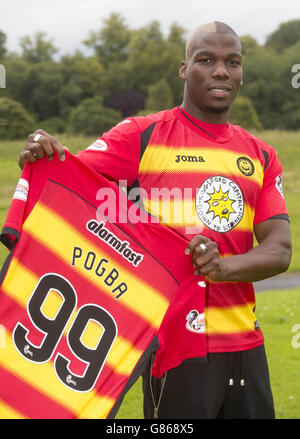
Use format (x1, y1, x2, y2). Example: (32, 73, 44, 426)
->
(18, 129, 67, 170)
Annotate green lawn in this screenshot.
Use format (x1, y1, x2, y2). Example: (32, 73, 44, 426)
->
(0, 131, 299, 419)
(115, 288, 300, 420)
(255, 130, 300, 271)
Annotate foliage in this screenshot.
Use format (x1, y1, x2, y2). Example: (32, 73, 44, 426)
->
(0, 97, 35, 139)
(39, 116, 66, 134)
(145, 78, 173, 112)
(84, 13, 131, 64)
(105, 89, 146, 118)
(67, 96, 122, 136)
(229, 95, 263, 130)
(0, 30, 7, 60)
(20, 31, 58, 63)
(266, 19, 300, 52)
(0, 16, 300, 137)
(239, 35, 259, 55)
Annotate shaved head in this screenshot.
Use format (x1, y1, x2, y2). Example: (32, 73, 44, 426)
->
(186, 21, 239, 60)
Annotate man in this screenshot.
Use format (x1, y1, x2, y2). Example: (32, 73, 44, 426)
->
(18, 21, 292, 419)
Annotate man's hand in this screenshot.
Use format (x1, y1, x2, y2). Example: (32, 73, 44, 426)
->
(18, 129, 67, 170)
(185, 235, 226, 282)
(185, 219, 292, 284)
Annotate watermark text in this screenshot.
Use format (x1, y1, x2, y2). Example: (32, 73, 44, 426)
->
(291, 323, 300, 348)
(291, 64, 300, 89)
(0, 64, 6, 88)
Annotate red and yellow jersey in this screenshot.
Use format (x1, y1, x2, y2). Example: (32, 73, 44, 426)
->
(78, 106, 289, 353)
(0, 152, 205, 418)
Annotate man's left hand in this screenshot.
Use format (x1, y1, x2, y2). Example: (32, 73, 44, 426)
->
(185, 235, 227, 282)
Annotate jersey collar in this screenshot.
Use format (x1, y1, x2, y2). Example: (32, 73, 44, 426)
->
(176, 106, 234, 143)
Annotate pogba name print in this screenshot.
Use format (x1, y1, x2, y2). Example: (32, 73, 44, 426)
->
(72, 247, 128, 299)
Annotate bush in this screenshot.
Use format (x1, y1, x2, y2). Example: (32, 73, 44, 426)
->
(0, 97, 36, 139)
(39, 116, 66, 134)
(68, 96, 122, 136)
(145, 78, 173, 112)
(229, 95, 263, 130)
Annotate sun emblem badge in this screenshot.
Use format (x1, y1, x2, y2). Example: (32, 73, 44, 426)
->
(237, 157, 255, 176)
(206, 187, 236, 221)
(195, 176, 244, 233)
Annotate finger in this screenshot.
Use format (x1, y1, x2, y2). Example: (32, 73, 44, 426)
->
(190, 242, 212, 263)
(18, 150, 37, 169)
(193, 253, 216, 271)
(36, 135, 57, 160)
(193, 241, 219, 265)
(185, 235, 208, 255)
(28, 143, 45, 159)
(26, 132, 52, 159)
(31, 130, 66, 161)
(194, 260, 216, 276)
(52, 139, 66, 161)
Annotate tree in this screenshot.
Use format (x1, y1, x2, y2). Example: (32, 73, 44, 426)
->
(240, 35, 259, 55)
(265, 19, 300, 52)
(39, 116, 65, 134)
(68, 96, 122, 136)
(24, 61, 63, 122)
(106, 89, 146, 117)
(58, 54, 106, 120)
(168, 23, 186, 47)
(145, 79, 173, 111)
(0, 30, 7, 59)
(126, 21, 170, 93)
(165, 23, 186, 105)
(84, 12, 130, 64)
(239, 45, 284, 129)
(20, 31, 58, 63)
(229, 96, 263, 130)
(0, 97, 35, 139)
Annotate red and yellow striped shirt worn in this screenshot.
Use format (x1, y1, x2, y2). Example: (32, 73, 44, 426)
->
(78, 106, 289, 354)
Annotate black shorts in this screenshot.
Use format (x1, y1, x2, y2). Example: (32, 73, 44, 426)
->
(142, 345, 275, 419)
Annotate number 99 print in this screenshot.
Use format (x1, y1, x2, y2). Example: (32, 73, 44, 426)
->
(12, 272, 117, 393)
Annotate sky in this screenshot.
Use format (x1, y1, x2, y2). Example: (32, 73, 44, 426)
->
(0, 0, 300, 57)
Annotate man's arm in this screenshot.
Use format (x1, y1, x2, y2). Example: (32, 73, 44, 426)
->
(185, 218, 292, 283)
(18, 121, 141, 185)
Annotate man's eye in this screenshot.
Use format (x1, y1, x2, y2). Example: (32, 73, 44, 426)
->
(229, 59, 241, 66)
(198, 57, 210, 63)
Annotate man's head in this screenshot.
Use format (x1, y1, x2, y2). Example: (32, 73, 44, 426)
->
(180, 21, 243, 123)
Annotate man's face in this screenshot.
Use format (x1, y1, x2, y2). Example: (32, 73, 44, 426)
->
(180, 32, 243, 119)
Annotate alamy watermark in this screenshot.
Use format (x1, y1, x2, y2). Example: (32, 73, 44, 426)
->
(95, 181, 204, 235)
(0, 64, 6, 88)
(0, 324, 5, 348)
(291, 64, 300, 89)
(291, 324, 300, 348)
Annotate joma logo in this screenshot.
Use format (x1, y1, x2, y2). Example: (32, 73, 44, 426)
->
(175, 155, 205, 163)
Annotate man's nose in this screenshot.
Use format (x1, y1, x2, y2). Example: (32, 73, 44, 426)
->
(211, 61, 229, 79)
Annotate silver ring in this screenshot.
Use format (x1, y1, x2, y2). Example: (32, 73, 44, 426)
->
(199, 243, 207, 253)
(33, 133, 42, 143)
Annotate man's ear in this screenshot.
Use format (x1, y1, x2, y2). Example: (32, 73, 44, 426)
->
(179, 61, 187, 80)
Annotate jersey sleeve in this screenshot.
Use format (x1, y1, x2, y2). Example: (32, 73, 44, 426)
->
(0, 164, 32, 250)
(76, 118, 141, 185)
(254, 146, 289, 225)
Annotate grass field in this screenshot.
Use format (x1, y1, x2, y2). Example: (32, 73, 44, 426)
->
(115, 288, 300, 420)
(0, 131, 299, 419)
